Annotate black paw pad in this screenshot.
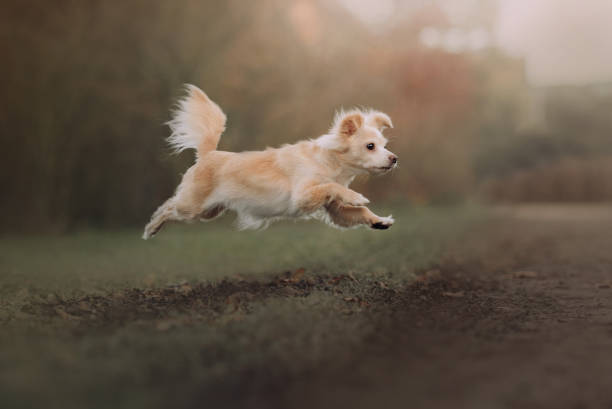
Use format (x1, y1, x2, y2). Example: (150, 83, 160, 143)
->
(371, 222, 390, 230)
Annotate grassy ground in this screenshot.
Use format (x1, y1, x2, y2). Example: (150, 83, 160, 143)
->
(0, 206, 483, 409)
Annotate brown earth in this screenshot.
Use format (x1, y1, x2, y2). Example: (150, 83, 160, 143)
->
(7, 206, 612, 409)
(281, 209, 612, 409)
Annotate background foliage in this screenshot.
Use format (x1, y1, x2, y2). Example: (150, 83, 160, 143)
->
(2, 0, 611, 232)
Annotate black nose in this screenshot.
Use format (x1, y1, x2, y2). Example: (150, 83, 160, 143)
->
(390, 155, 397, 164)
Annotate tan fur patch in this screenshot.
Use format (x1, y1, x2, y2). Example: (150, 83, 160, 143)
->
(339, 113, 364, 137)
(326, 201, 379, 227)
(367, 112, 393, 131)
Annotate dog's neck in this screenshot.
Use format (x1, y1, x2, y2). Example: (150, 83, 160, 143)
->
(312, 140, 363, 186)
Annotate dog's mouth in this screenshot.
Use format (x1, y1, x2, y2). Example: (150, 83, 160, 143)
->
(370, 163, 397, 174)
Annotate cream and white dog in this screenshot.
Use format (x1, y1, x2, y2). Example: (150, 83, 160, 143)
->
(143, 85, 398, 239)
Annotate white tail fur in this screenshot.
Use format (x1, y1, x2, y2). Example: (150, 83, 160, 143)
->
(166, 84, 227, 157)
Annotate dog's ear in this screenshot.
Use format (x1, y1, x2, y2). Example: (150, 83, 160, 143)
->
(367, 112, 393, 131)
(338, 113, 364, 137)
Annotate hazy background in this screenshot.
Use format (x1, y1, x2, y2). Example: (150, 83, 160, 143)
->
(2, 0, 611, 232)
(2, 3, 612, 407)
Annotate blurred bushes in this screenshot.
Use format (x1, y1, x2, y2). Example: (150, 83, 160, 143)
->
(480, 156, 612, 202)
(476, 84, 612, 203)
(1, 0, 610, 232)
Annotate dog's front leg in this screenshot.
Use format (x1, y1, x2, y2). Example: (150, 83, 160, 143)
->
(325, 201, 394, 229)
(296, 183, 369, 213)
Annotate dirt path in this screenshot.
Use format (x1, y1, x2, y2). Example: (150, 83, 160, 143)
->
(4, 208, 612, 409)
(280, 214, 612, 409)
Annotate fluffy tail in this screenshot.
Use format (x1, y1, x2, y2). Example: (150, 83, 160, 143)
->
(166, 84, 227, 157)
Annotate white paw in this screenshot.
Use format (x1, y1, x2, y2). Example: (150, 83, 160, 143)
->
(371, 215, 394, 230)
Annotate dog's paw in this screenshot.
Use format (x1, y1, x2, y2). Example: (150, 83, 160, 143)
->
(371, 215, 394, 230)
(343, 192, 370, 207)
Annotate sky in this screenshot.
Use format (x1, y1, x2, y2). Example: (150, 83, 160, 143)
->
(337, 0, 612, 86)
(496, 0, 612, 86)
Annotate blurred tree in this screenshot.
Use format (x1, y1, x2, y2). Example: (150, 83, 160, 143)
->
(2, 0, 609, 232)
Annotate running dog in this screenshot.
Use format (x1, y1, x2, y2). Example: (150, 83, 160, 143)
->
(143, 85, 398, 239)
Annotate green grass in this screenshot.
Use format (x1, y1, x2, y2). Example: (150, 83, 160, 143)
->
(0, 206, 482, 304)
(0, 205, 484, 409)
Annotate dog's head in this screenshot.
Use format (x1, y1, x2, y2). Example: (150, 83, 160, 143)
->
(320, 109, 397, 175)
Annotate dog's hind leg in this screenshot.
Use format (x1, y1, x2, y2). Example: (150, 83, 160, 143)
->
(143, 195, 209, 239)
(143, 162, 219, 239)
(199, 204, 226, 221)
(143, 198, 177, 239)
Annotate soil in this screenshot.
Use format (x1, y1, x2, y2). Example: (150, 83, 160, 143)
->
(281, 211, 612, 409)
(11, 206, 612, 409)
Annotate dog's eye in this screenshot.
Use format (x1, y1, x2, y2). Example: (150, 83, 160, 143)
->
(366, 143, 375, 150)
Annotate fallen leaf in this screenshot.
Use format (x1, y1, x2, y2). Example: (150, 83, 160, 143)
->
(178, 284, 193, 295)
(329, 276, 346, 285)
(289, 268, 306, 282)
